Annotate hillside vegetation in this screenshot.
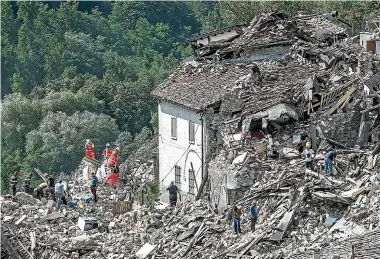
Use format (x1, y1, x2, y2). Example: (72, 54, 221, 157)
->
(1, 1, 379, 192)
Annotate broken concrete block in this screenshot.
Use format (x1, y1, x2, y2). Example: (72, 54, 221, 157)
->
(232, 152, 248, 164)
(341, 187, 369, 198)
(135, 243, 157, 258)
(77, 216, 98, 231)
(15, 215, 27, 225)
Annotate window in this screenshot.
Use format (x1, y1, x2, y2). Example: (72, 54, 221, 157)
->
(175, 165, 181, 186)
(189, 169, 195, 195)
(189, 121, 195, 143)
(171, 117, 177, 139)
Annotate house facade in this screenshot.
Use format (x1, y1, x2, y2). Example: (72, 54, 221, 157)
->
(157, 101, 204, 202)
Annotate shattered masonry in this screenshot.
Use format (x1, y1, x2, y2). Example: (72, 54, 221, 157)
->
(2, 12, 380, 259)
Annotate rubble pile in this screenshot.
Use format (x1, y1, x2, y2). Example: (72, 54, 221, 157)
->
(2, 12, 380, 259)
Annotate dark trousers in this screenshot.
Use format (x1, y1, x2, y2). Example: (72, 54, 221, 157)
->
(12, 186, 16, 196)
(90, 186, 97, 202)
(251, 216, 257, 232)
(169, 197, 177, 207)
(305, 161, 314, 170)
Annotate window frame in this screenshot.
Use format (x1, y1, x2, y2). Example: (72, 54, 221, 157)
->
(189, 121, 195, 144)
(171, 117, 177, 140)
(174, 165, 181, 187)
(188, 169, 195, 195)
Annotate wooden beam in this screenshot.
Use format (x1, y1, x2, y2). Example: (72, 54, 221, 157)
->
(329, 87, 357, 115)
(360, 103, 380, 113)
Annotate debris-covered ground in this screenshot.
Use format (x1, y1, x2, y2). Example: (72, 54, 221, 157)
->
(2, 12, 380, 259)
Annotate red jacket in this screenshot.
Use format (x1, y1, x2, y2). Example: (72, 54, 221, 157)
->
(108, 151, 119, 167)
(102, 148, 113, 158)
(85, 142, 94, 152)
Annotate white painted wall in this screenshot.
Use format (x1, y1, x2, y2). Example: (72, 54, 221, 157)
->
(158, 102, 204, 202)
(360, 32, 376, 49)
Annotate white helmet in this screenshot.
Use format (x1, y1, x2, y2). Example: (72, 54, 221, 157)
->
(106, 143, 110, 147)
(86, 139, 90, 144)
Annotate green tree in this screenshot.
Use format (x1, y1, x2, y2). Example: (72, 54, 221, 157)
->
(25, 111, 120, 174)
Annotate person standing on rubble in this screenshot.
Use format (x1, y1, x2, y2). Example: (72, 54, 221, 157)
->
(102, 143, 113, 163)
(166, 181, 180, 208)
(250, 201, 258, 232)
(10, 171, 20, 196)
(324, 147, 337, 176)
(85, 139, 95, 159)
(105, 148, 120, 187)
(90, 172, 99, 202)
(23, 172, 33, 194)
(55, 180, 64, 210)
(303, 142, 315, 170)
(233, 205, 243, 234)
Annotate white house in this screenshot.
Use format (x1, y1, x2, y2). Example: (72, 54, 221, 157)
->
(152, 58, 251, 202)
(156, 101, 203, 202)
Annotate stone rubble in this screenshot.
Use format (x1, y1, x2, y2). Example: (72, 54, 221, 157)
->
(2, 12, 380, 259)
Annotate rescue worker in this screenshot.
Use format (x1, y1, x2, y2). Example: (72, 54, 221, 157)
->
(325, 146, 337, 176)
(10, 171, 20, 196)
(85, 139, 95, 159)
(23, 172, 33, 194)
(302, 142, 315, 170)
(36, 182, 48, 199)
(102, 143, 113, 162)
(250, 201, 258, 232)
(105, 148, 120, 187)
(55, 180, 64, 210)
(46, 174, 55, 200)
(166, 181, 180, 208)
(233, 206, 243, 234)
(108, 147, 119, 168)
(90, 172, 99, 202)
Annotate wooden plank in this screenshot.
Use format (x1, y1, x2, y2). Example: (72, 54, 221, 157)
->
(357, 121, 370, 147)
(269, 210, 295, 241)
(329, 87, 357, 115)
(1, 234, 24, 259)
(310, 123, 317, 151)
(360, 103, 380, 113)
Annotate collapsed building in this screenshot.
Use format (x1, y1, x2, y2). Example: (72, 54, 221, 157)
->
(2, 12, 380, 259)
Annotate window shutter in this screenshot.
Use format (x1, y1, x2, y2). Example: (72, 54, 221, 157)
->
(189, 121, 195, 143)
(171, 117, 177, 139)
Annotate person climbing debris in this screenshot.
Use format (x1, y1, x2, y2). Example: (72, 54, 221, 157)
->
(85, 139, 95, 159)
(35, 182, 48, 199)
(303, 142, 315, 170)
(325, 146, 337, 176)
(10, 171, 20, 196)
(166, 181, 180, 208)
(90, 172, 99, 202)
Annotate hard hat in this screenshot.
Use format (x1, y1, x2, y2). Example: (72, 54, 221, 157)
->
(44, 173, 49, 178)
(86, 139, 90, 144)
(106, 143, 110, 147)
(306, 142, 311, 148)
(115, 147, 120, 152)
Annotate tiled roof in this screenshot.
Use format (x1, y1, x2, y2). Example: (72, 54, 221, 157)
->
(152, 61, 250, 111)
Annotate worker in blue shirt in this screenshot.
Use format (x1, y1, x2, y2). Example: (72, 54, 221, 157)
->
(249, 201, 258, 232)
(325, 147, 337, 176)
(90, 172, 99, 202)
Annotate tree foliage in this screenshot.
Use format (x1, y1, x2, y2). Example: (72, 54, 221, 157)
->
(1, 1, 379, 193)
